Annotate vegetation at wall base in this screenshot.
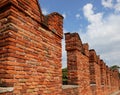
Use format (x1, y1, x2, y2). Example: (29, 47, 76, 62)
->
(62, 67, 68, 85)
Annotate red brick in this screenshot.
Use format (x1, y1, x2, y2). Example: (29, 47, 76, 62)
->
(65, 32, 120, 95)
(0, 0, 63, 95)
(0, 0, 119, 95)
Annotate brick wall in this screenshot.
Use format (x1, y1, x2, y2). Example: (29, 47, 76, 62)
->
(0, 0, 119, 95)
(65, 32, 120, 95)
(89, 50, 101, 95)
(65, 33, 92, 95)
(0, 92, 13, 95)
(0, 0, 63, 94)
(0, 87, 13, 95)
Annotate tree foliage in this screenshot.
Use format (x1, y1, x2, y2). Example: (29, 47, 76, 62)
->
(110, 65, 120, 78)
(110, 65, 120, 70)
(62, 68, 68, 84)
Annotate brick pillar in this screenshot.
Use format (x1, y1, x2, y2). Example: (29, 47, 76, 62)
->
(112, 70, 116, 91)
(0, 0, 63, 94)
(117, 70, 119, 90)
(65, 33, 92, 95)
(43, 12, 63, 38)
(83, 43, 89, 57)
(65, 33, 84, 85)
(89, 51, 103, 95)
(113, 69, 119, 91)
(106, 66, 111, 94)
(106, 66, 110, 95)
(96, 55, 102, 95)
(100, 60, 107, 95)
(89, 50, 97, 84)
(110, 70, 113, 93)
(109, 68, 119, 94)
(104, 64, 107, 92)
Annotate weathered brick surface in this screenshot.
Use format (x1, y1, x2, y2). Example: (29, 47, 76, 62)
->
(0, 0, 119, 95)
(0, 0, 63, 95)
(65, 32, 120, 95)
(0, 92, 13, 95)
(65, 33, 92, 95)
(0, 87, 13, 95)
(62, 85, 79, 95)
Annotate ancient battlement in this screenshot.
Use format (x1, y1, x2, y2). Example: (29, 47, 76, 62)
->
(65, 32, 120, 95)
(0, 0, 42, 22)
(42, 12, 63, 38)
(0, 0, 119, 95)
(65, 33, 84, 53)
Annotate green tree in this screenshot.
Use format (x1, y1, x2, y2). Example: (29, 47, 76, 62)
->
(110, 65, 120, 78)
(110, 65, 120, 70)
(62, 68, 68, 84)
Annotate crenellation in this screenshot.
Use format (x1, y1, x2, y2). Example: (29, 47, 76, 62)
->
(83, 43, 89, 57)
(65, 32, 92, 95)
(97, 55, 101, 65)
(89, 49, 97, 62)
(0, 0, 119, 95)
(65, 33, 84, 53)
(65, 32, 119, 95)
(43, 12, 63, 38)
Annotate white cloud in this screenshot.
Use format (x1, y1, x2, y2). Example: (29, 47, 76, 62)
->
(83, 3, 103, 27)
(114, 0, 120, 12)
(62, 13, 66, 19)
(62, 2, 120, 68)
(102, 0, 113, 8)
(75, 14, 81, 19)
(82, 3, 120, 67)
(102, 0, 120, 13)
(41, 8, 48, 15)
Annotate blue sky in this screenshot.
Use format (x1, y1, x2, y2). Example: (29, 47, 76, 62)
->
(39, 0, 102, 32)
(39, 0, 120, 68)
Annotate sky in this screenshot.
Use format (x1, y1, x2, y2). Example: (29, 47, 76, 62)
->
(39, 0, 120, 68)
